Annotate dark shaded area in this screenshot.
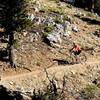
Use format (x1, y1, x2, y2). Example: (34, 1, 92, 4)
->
(1, 39, 8, 43)
(92, 30, 100, 37)
(92, 78, 100, 88)
(94, 9, 100, 15)
(0, 32, 5, 38)
(92, 79, 97, 85)
(0, 48, 9, 62)
(75, 15, 100, 25)
(61, 0, 100, 15)
(74, 0, 86, 8)
(0, 85, 23, 100)
(42, 37, 51, 46)
(53, 59, 71, 65)
(32, 89, 44, 100)
(0, 32, 9, 43)
(81, 17, 100, 25)
(0, 0, 30, 67)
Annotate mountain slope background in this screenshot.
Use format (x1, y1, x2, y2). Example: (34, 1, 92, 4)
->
(0, 0, 100, 99)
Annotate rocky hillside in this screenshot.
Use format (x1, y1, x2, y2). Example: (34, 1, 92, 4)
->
(0, 0, 100, 100)
(1, 0, 99, 71)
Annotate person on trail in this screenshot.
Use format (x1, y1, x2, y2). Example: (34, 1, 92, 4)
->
(71, 42, 81, 63)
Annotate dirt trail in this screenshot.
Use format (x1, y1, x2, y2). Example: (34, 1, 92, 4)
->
(1, 60, 100, 81)
(0, 59, 100, 91)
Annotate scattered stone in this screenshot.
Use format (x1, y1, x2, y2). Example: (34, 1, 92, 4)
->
(22, 30, 28, 37)
(79, 73, 86, 76)
(67, 15, 73, 23)
(76, 12, 86, 17)
(72, 26, 78, 32)
(34, 7, 39, 13)
(9, 81, 14, 85)
(70, 70, 76, 75)
(63, 31, 71, 37)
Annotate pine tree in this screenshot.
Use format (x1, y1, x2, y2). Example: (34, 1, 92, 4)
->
(0, 0, 30, 67)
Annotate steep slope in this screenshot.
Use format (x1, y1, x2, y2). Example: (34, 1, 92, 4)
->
(0, 0, 100, 99)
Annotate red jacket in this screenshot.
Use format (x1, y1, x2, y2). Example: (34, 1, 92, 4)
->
(72, 44, 81, 52)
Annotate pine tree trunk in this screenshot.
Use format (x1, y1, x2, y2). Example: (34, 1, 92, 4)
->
(8, 32, 16, 68)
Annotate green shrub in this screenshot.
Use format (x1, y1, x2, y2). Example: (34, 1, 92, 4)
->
(13, 39, 19, 49)
(54, 16, 63, 24)
(96, 27, 100, 31)
(84, 84, 97, 93)
(44, 24, 54, 33)
(50, 7, 64, 14)
(81, 84, 98, 100)
(42, 32, 48, 37)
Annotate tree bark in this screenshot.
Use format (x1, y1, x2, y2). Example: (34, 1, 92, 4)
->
(8, 32, 16, 68)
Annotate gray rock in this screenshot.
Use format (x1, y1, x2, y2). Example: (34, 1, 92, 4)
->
(63, 21, 71, 32)
(67, 15, 73, 23)
(63, 31, 71, 37)
(72, 26, 78, 32)
(44, 17, 55, 25)
(55, 24, 64, 33)
(46, 33, 62, 45)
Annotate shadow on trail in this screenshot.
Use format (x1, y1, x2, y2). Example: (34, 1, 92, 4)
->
(53, 59, 73, 65)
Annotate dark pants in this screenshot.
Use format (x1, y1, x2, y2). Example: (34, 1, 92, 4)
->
(73, 50, 81, 56)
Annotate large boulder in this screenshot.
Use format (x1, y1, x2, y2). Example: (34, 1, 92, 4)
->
(46, 33, 62, 47)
